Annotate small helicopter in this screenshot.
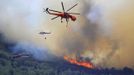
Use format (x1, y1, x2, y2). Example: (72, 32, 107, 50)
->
(43, 2, 80, 27)
(39, 32, 51, 39)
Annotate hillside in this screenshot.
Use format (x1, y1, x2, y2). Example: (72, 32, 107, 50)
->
(0, 35, 134, 75)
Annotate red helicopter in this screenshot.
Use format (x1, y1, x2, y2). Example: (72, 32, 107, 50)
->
(43, 2, 80, 27)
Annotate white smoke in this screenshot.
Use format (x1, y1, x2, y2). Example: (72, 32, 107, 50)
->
(0, 0, 134, 68)
(0, 0, 79, 60)
(84, 0, 134, 68)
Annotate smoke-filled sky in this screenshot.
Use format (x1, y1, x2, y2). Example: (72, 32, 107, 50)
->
(0, 0, 134, 68)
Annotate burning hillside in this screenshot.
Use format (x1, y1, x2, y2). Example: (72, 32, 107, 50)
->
(0, 37, 134, 75)
(0, 0, 134, 71)
(64, 56, 94, 69)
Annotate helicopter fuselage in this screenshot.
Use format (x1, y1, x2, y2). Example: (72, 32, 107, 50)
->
(46, 9, 76, 21)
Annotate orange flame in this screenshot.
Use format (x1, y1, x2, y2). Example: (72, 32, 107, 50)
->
(64, 56, 94, 69)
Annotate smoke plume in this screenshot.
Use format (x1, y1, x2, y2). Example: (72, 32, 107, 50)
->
(59, 0, 134, 68)
(0, 0, 134, 68)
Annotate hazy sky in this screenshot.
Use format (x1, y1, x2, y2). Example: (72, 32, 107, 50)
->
(0, 0, 134, 68)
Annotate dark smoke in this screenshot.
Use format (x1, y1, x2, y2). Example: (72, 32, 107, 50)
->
(59, 1, 120, 68)
(81, 1, 99, 49)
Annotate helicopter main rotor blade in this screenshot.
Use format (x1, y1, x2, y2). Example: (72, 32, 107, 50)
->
(66, 3, 78, 12)
(68, 12, 80, 15)
(49, 9, 62, 13)
(61, 2, 65, 12)
(51, 16, 59, 20)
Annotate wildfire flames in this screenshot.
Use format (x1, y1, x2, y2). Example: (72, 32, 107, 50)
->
(64, 56, 94, 69)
